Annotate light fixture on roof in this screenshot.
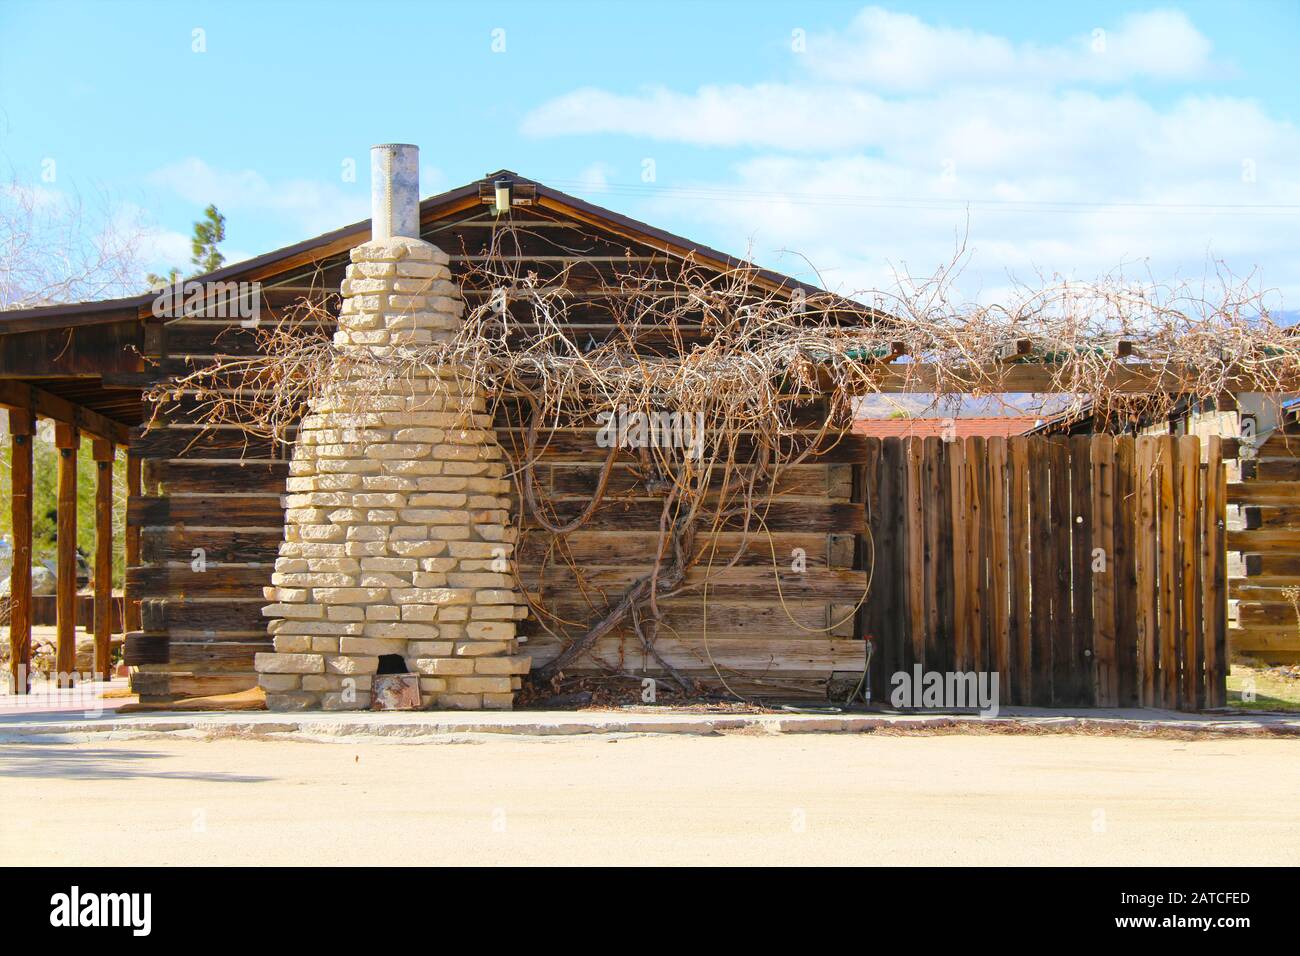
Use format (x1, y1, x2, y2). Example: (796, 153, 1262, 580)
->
(492, 177, 512, 215)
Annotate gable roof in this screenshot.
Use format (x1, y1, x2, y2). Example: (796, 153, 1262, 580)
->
(0, 170, 857, 335)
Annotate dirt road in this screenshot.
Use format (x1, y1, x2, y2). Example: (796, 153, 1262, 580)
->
(2, 732, 1296, 865)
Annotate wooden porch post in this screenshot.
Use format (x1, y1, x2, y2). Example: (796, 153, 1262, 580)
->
(8, 409, 35, 694)
(124, 450, 141, 634)
(93, 439, 114, 681)
(54, 422, 79, 685)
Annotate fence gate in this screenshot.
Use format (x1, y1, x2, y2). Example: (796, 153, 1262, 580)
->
(858, 435, 1228, 711)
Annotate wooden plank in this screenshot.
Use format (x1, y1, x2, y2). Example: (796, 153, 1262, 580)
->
(1070, 435, 1094, 705)
(879, 438, 907, 687)
(126, 565, 274, 599)
(0, 379, 130, 444)
(1113, 437, 1139, 707)
(7, 409, 35, 693)
(950, 438, 971, 673)
(54, 422, 79, 682)
(518, 531, 837, 569)
(1178, 436, 1203, 709)
(141, 527, 282, 565)
(1226, 529, 1300, 550)
(93, 440, 114, 680)
(128, 494, 286, 527)
(1226, 482, 1300, 505)
(139, 599, 267, 635)
(124, 451, 142, 633)
(859, 440, 886, 702)
(1204, 436, 1228, 708)
(1157, 436, 1180, 708)
(987, 437, 1011, 692)
(1135, 438, 1159, 706)
(1007, 436, 1031, 706)
(969, 436, 989, 672)
(904, 437, 926, 670)
(922, 438, 947, 675)
(521, 497, 866, 533)
(1048, 438, 1073, 706)
(1091, 436, 1118, 706)
(1028, 438, 1053, 705)
(525, 635, 869, 674)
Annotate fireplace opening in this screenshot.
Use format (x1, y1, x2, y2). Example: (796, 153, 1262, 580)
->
(377, 654, 407, 675)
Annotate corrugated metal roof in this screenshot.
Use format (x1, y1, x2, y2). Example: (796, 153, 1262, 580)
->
(852, 417, 1042, 438)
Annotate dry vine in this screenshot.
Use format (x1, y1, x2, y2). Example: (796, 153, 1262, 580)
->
(147, 222, 1297, 697)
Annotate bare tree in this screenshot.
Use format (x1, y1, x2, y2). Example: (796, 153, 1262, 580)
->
(0, 172, 149, 309)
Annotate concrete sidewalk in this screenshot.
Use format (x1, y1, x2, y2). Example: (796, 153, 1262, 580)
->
(1, 700, 1297, 743)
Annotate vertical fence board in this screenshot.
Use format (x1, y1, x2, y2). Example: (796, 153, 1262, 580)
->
(1178, 436, 1203, 709)
(1113, 436, 1140, 707)
(1136, 438, 1161, 707)
(1158, 436, 1181, 709)
(922, 437, 944, 673)
(987, 437, 1011, 691)
(1091, 435, 1118, 706)
(949, 439, 971, 672)
(1008, 437, 1032, 706)
(1029, 439, 1055, 705)
(860, 439, 886, 703)
(967, 436, 987, 672)
(936, 439, 956, 676)
(1070, 435, 1095, 705)
(857, 433, 1226, 714)
(878, 438, 906, 697)
(905, 437, 927, 671)
(1204, 436, 1228, 708)
(1048, 438, 1073, 706)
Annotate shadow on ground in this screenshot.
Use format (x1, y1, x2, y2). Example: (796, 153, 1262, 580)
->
(0, 746, 270, 783)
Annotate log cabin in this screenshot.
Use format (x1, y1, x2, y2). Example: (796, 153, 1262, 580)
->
(1, 147, 1238, 711)
(1, 153, 875, 706)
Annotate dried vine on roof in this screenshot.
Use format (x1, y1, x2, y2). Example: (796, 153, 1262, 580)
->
(148, 222, 1296, 697)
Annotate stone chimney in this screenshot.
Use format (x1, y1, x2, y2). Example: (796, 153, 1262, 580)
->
(255, 145, 530, 711)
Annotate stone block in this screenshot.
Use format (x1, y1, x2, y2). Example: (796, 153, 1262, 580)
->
(255, 652, 324, 674)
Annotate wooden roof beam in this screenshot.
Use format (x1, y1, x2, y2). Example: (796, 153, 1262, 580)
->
(0, 380, 130, 444)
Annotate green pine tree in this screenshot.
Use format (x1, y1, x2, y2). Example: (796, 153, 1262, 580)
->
(191, 204, 226, 274)
(146, 204, 226, 289)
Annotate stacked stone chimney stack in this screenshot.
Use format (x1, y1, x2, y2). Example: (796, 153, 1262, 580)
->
(256, 146, 530, 711)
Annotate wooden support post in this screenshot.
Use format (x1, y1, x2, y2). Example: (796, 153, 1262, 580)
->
(7, 409, 35, 694)
(93, 440, 114, 681)
(54, 422, 79, 685)
(124, 450, 141, 633)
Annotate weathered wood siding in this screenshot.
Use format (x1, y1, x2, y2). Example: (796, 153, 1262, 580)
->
(860, 434, 1227, 710)
(1229, 423, 1300, 663)
(124, 205, 870, 701)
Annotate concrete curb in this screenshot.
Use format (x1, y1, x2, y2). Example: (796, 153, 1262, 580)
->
(1, 709, 1298, 744)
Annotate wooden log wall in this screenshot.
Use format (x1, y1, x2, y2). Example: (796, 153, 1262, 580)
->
(124, 204, 871, 702)
(860, 434, 1227, 711)
(1229, 422, 1300, 663)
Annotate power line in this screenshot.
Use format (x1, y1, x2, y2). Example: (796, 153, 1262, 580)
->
(539, 176, 1300, 216)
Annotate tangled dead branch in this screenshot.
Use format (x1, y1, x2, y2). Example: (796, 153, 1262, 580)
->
(148, 222, 1297, 695)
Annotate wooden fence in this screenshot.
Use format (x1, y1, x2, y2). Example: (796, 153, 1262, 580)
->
(1228, 424, 1300, 662)
(859, 434, 1227, 710)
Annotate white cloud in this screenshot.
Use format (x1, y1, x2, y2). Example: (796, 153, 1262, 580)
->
(804, 7, 1213, 91)
(520, 7, 1300, 304)
(148, 157, 371, 236)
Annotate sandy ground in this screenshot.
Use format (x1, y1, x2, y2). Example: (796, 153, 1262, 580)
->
(2, 732, 1297, 866)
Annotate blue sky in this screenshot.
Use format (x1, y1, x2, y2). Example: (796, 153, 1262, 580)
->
(2, 0, 1297, 306)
